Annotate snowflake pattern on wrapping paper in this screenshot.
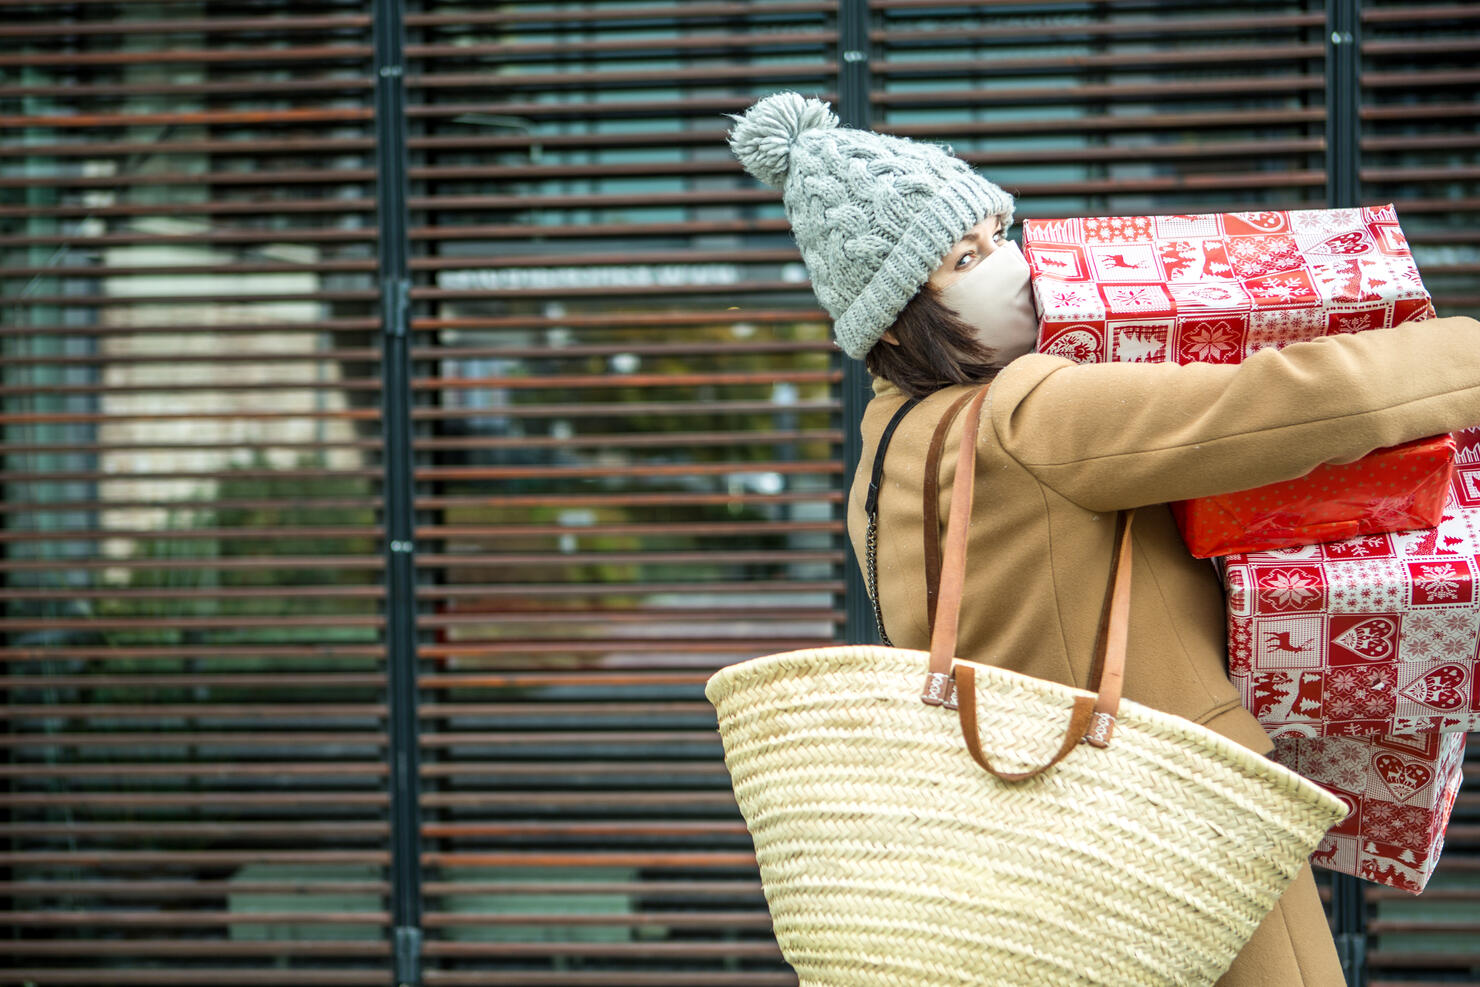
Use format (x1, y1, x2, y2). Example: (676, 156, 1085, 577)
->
(1421, 610, 1480, 664)
(1334, 311, 1380, 334)
(1102, 284, 1170, 312)
(1227, 234, 1304, 278)
(1363, 801, 1409, 842)
(1415, 564, 1463, 601)
(1324, 558, 1407, 613)
(1081, 215, 1154, 243)
(1264, 276, 1309, 301)
(1228, 617, 1254, 673)
(1301, 736, 1371, 791)
(1049, 285, 1099, 311)
(1326, 536, 1388, 559)
(1289, 206, 1363, 238)
(1258, 568, 1323, 611)
(1327, 665, 1398, 721)
(1179, 320, 1241, 362)
(1246, 307, 1327, 353)
(1408, 558, 1474, 606)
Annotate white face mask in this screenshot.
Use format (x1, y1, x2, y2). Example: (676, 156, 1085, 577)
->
(935, 240, 1039, 364)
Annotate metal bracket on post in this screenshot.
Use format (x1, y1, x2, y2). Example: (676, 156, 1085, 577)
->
(373, 0, 423, 983)
(837, 0, 878, 646)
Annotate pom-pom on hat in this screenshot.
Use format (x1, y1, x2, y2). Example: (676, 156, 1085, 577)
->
(725, 91, 1015, 359)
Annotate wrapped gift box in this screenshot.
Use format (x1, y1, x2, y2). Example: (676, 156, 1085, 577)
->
(1023, 203, 1435, 366)
(1272, 730, 1466, 893)
(1221, 428, 1480, 738)
(1170, 433, 1456, 558)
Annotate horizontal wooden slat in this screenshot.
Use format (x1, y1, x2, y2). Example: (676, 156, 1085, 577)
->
(5, 940, 391, 957)
(0, 518, 839, 546)
(0, 732, 387, 747)
(0, 672, 385, 689)
(0, 13, 372, 36)
(0, 822, 390, 839)
(0, 880, 390, 897)
(873, 45, 1325, 75)
(421, 940, 781, 959)
(2, 910, 390, 926)
(424, 976, 795, 987)
(0, 44, 373, 67)
(4, 974, 388, 987)
(421, 910, 768, 928)
(874, 12, 1324, 41)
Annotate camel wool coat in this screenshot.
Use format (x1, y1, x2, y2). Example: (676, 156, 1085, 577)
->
(846, 315, 1480, 986)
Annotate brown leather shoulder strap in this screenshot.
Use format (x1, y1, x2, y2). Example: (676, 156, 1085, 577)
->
(916, 375, 1137, 768)
(922, 389, 980, 635)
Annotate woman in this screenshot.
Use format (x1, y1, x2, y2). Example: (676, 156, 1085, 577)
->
(727, 90, 1480, 985)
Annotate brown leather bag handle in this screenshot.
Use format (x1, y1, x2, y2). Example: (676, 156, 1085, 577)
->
(918, 384, 1135, 780)
(922, 389, 979, 636)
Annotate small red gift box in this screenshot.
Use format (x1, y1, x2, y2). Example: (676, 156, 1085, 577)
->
(1023, 203, 1435, 365)
(1170, 433, 1456, 558)
(1272, 730, 1466, 894)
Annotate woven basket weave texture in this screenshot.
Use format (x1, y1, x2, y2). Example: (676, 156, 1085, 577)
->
(707, 644, 1348, 987)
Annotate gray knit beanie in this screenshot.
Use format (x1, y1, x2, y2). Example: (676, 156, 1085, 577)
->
(724, 91, 1015, 359)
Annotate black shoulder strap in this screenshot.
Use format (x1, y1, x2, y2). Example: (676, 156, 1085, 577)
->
(864, 397, 921, 646)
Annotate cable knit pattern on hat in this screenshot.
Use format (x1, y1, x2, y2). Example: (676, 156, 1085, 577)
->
(725, 91, 1015, 359)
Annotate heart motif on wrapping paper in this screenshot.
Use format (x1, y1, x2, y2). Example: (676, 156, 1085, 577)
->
(1315, 230, 1373, 256)
(1332, 617, 1398, 662)
(1041, 328, 1100, 364)
(1400, 664, 1469, 711)
(1372, 752, 1434, 803)
(1236, 211, 1286, 232)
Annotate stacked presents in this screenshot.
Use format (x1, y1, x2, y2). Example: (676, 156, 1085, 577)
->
(1024, 204, 1468, 894)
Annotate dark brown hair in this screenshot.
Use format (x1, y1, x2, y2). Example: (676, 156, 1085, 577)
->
(863, 282, 1001, 398)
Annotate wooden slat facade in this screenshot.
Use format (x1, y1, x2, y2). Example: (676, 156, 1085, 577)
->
(2, 0, 1477, 984)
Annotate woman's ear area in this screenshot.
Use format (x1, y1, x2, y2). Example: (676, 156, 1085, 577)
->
(879, 329, 901, 346)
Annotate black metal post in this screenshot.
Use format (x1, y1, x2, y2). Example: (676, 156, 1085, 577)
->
(1326, 0, 1362, 210)
(838, 0, 878, 645)
(1326, 4, 1367, 985)
(372, 0, 423, 983)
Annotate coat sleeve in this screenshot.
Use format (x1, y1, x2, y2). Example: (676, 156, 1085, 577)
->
(988, 315, 1480, 512)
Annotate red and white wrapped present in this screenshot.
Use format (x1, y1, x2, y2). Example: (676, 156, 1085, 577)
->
(1221, 428, 1480, 738)
(1169, 433, 1456, 559)
(1272, 730, 1466, 894)
(1023, 203, 1435, 366)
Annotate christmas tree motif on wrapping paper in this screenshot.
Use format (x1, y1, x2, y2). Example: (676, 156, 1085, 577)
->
(1360, 260, 1390, 301)
(1114, 328, 1165, 363)
(1359, 844, 1425, 894)
(1037, 253, 1078, 277)
(1403, 513, 1462, 557)
(1293, 671, 1324, 719)
(1200, 240, 1233, 279)
(1252, 672, 1294, 720)
(1317, 259, 1363, 304)
(1025, 218, 1079, 242)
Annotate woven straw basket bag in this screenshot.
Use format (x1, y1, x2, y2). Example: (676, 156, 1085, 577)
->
(705, 386, 1347, 986)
